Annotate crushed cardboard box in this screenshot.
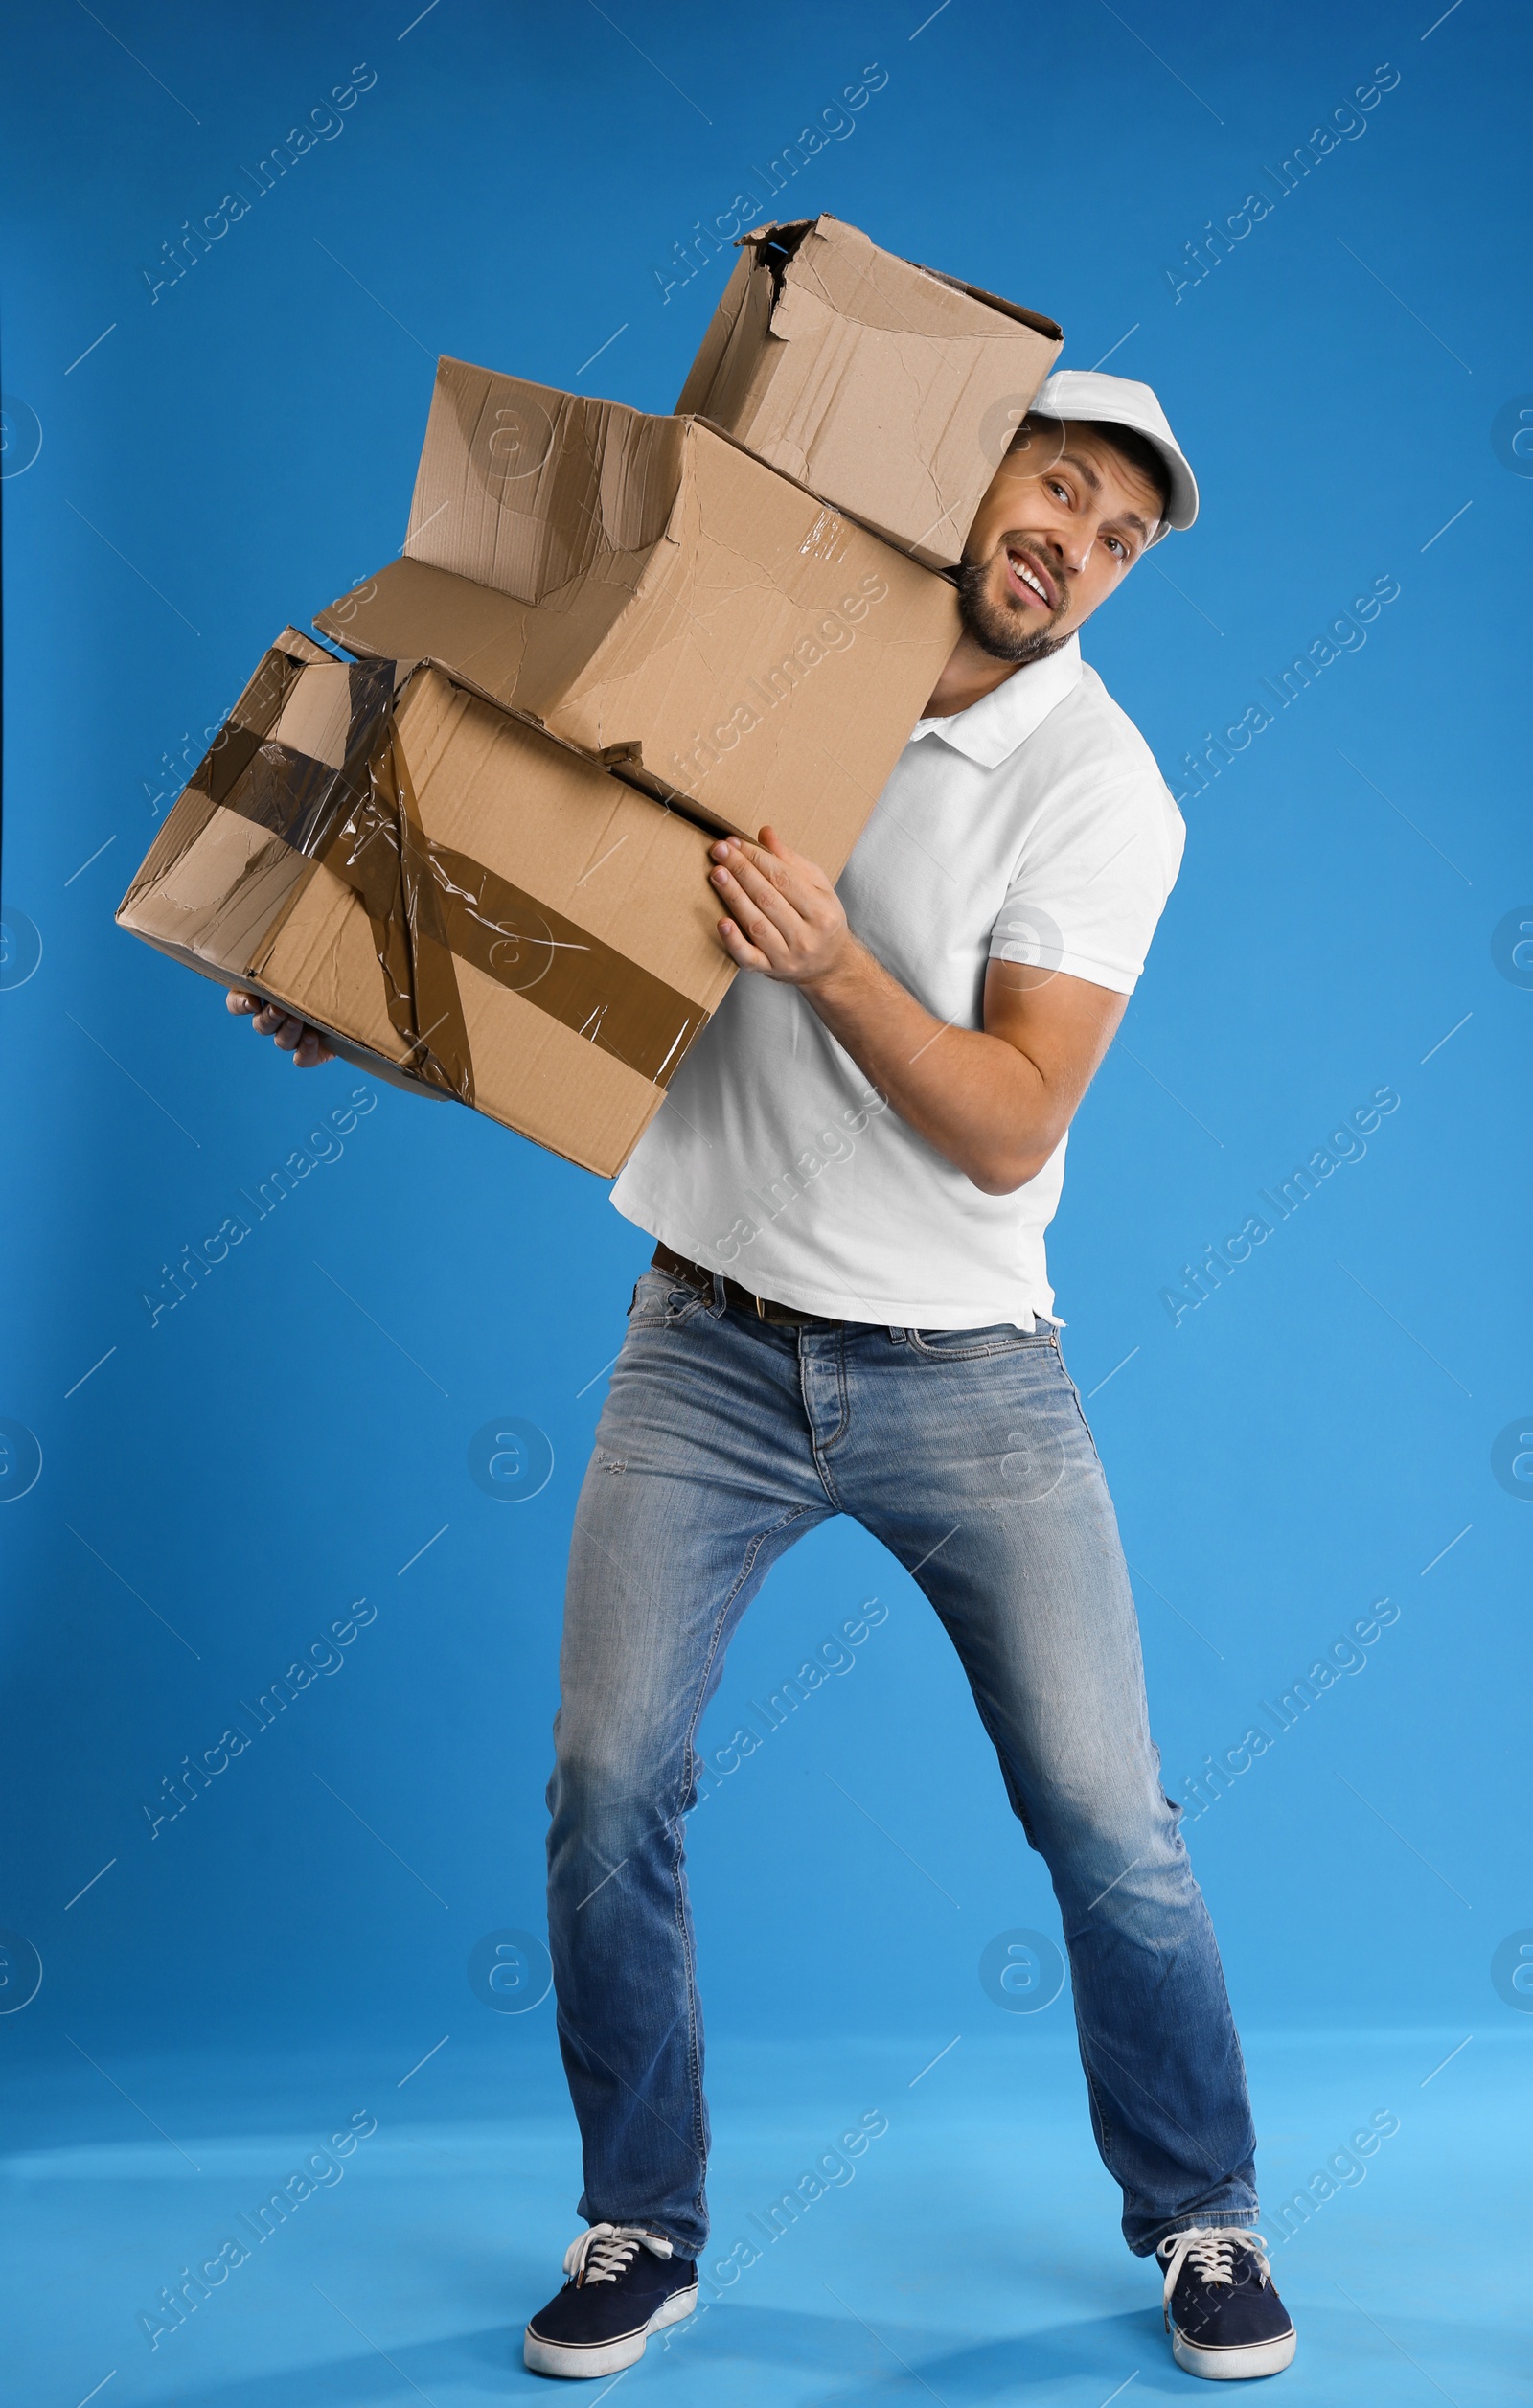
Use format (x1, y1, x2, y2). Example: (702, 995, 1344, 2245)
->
(675, 214, 1064, 571)
(117, 628, 738, 1177)
(314, 355, 958, 880)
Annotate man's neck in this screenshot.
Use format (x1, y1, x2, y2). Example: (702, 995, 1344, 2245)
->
(921, 628, 1060, 720)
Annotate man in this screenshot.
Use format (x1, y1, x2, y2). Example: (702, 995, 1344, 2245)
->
(231, 371, 1295, 2385)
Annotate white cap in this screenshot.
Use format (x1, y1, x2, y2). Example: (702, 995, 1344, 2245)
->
(1030, 369, 1198, 544)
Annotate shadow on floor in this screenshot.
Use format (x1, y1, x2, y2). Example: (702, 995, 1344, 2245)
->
(152, 2302, 1178, 2404)
(660, 2300, 1177, 2399)
(124, 2288, 1513, 2404)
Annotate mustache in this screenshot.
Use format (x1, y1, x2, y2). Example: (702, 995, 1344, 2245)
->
(993, 538, 1069, 610)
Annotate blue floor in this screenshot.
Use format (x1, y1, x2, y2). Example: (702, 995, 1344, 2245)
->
(6, 2027, 1524, 2406)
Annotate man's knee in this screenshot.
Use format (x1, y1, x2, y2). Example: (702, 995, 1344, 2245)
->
(546, 1738, 683, 1847)
(1025, 1771, 1181, 1887)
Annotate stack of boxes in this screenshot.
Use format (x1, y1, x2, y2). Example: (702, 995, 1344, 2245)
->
(119, 216, 1062, 1175)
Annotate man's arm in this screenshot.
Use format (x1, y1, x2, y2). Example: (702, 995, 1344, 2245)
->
(708, 828, 1127, 1197)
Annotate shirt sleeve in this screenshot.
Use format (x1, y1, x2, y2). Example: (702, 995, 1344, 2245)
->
(987, 766, 1186, 996)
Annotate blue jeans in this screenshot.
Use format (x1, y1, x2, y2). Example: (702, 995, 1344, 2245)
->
(545, 1267, 1259, 2259)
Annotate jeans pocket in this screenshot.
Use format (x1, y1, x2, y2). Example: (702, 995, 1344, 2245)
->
(906, 1321, 1058, 1362)
(628, 1268, 708, 1327)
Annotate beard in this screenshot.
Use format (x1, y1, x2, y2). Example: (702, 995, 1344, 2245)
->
(954, 547, 1071, 666)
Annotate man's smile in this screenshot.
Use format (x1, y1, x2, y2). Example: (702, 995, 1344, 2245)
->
(1002, 543, 1061, 612)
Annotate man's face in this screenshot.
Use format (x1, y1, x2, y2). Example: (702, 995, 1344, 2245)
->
(956, 421, 1163, 665)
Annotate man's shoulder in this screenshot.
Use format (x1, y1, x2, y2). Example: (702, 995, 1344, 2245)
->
(1038, 659, 1169, 788)
(992, 661, 1187, 942)
(1015, 658, 1183, 858)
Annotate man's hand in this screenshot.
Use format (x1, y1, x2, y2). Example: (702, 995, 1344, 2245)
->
(705, 826, 1126, 1196)
(709, 828, 854, 989)
(225, 988, 335, 1068)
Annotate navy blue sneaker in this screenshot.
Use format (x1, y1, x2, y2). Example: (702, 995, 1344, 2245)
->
(524, 2223, 698, 2377)
(1157, 2228, 1296, 2379)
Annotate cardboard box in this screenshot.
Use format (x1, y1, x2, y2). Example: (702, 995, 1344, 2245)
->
(675, 215, 1064, 571)
(314, 356, 958, 880)
(117, 629, 738, 1176)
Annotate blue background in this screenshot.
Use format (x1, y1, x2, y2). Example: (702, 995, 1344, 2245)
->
(1, 3, 1529, 2401)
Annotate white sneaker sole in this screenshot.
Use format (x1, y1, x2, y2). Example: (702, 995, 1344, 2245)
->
(1171, 2325, 1297, 2380)
(523, 2282, 698, 2378)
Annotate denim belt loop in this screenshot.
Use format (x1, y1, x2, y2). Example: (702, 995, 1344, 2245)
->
(708, 1270, 729, 1319)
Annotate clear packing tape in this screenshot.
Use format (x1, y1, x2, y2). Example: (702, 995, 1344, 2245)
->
(189, 642, 710, 1104)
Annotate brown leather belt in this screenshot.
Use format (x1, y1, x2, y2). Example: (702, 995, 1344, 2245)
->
(652, 1242, 845, 1329)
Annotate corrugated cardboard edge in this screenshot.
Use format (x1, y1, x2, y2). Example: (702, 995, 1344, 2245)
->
(116, 910, 450, 1105)
(674, 247, 763, 419)
(685, 407, 982, 578)
(723, 214, 1064, 343)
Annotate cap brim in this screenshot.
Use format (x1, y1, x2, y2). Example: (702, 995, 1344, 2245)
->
(1144, 441, 1197, 543)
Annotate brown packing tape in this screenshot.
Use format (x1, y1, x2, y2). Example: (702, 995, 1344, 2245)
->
(187, 646, 473, 1086)
(398, 805, 711, 1088)
(310, 723, 476, 1103)
(193, 649, 304, 804)
(200, 645, 710, 1101)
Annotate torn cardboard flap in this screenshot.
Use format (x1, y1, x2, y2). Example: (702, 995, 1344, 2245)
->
(118, 631, 736, 1177)
(406, 356, 688, 603)
(315, 358, 958, 878)
(675, 214, 1064, 569)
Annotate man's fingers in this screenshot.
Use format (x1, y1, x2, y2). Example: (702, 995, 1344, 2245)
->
(716, 916, 775, 974)
(756, 824, 801, 867)
(713, 835, 827, 925)
(228, 987, 332, 1065)
(711, 856, 798, 947)
(715, 833, 822, 921)
(712, 873, 793, 963)
(719, 836, 795, 889)
(755, 825, 819, 890)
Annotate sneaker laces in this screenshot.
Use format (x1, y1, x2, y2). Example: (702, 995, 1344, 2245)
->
(563, 2222, 675, 2286)
(1157, 2226, 1271, 2326)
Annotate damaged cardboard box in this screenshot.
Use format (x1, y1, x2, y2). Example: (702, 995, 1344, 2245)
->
(675, 214, 1064, 571)
(315, 355, 958, 881)
(117, 628, 739, 1177)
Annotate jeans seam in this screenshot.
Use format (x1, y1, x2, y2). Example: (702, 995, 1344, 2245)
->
(670, 1833, 707, 2233)
(1055, 1353, 1106, 1461)
(968, 1687, 1041, 1846)
(1082, 2039, 1258, 2257)
(801, 1333, 852, 1503)
(672, 1501, 820, 2236)
(1079, 2044, 1126, 2197)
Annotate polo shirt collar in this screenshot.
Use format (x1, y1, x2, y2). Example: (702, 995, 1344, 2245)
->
(909, 634, 1085, 769)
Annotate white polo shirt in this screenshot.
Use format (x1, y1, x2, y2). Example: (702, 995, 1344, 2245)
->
(610, 634, 1185, 1328)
